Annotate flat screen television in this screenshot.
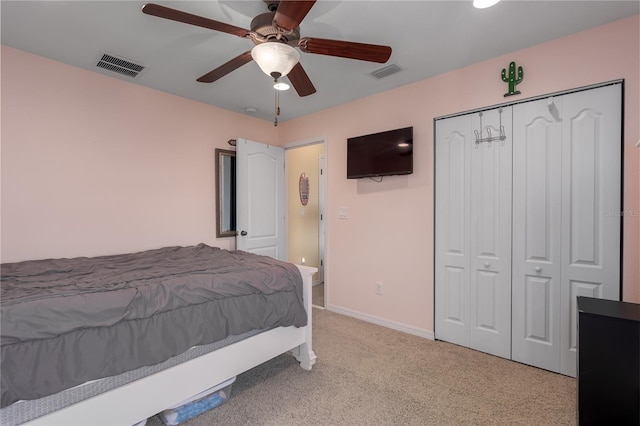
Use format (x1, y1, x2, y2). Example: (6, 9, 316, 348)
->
(347, 126, 413, 179)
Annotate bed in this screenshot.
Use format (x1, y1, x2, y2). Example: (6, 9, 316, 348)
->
(0, 244, 316, 425)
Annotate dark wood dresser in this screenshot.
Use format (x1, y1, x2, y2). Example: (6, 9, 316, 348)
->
(577, 296, 640, 425)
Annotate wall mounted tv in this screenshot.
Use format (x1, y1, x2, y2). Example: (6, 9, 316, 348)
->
(347, 126, 413, 179)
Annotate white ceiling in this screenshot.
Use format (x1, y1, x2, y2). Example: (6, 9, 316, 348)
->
(2, 1, 638, 123)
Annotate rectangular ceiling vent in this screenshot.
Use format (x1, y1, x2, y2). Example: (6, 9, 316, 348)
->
(96, 53, 145, 78)
(369, 64, 402, 79)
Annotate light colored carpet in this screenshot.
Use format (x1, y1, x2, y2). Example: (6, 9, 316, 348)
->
(146, 308, 576, 425)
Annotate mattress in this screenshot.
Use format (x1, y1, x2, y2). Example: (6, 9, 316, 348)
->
(0, 244, 306, 408)
(0, 328, 262, 426)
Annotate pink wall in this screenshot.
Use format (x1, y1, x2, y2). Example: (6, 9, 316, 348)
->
(279, 15, 640, 334)
(1, 46, 277, 262)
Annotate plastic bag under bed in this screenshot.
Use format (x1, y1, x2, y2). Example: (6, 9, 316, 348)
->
(158, 377, 235, 425)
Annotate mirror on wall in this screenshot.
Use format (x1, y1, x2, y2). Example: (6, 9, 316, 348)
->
(215, 148, 236, 238)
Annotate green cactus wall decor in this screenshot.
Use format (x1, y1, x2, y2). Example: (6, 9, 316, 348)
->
(501, 61, 524, 97)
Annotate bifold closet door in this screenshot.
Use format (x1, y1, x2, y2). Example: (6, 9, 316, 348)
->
(511, 98, 563, 373)
(468, 109, 512, 358)
(435, 114, 472, 348)
(435, 109, 512, 359)
(512, 84, 622, 377)
(559, 85, 621, 376)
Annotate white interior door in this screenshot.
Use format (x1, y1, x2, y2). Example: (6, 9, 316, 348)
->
(468, 108, 513, 359)
(435, 109, 513, 359)
(512, 84, 621, 376)
(435, 114, 472, 348)
(559, 84, 621, 376)
(512, 97, 563, 372)
(236, 138, 287, 261)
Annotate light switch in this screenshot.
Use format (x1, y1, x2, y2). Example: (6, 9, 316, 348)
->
(339, 207, 349, 219)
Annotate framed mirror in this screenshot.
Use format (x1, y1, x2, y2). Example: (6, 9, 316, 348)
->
(215, 148, 236, 238)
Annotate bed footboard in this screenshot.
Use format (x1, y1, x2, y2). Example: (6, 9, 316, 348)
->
(292, 265, 317, 370)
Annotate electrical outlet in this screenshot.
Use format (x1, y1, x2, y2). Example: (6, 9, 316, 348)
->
(375, 281, 383, 295)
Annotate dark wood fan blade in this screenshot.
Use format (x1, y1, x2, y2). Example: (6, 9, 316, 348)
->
(197, 51, 253, 83)
(273, 1, 316, 32)
(299, 37, 392, 63)
(142, 3, 250, 38)
(287, 63, 316, 97)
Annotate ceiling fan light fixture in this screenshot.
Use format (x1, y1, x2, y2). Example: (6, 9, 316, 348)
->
(473, 0, 501, 8)
(274, 82, 291, 91)
(251, 42, 300, 79)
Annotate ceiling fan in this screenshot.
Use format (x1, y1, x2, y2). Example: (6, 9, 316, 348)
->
(141, 1, 393, 97)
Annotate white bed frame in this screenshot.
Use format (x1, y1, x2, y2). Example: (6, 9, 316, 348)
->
(24, 265, 317, 426)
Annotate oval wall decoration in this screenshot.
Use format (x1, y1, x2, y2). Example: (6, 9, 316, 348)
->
(299, 172, 309, 206)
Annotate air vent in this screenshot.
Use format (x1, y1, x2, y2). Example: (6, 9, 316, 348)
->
(96, 53, 145, 78)
(369, 64, 402, 79)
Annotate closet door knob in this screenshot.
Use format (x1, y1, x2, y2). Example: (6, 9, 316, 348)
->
(534, 266, 542, 273)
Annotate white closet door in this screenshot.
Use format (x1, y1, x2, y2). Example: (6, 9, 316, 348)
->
(512, 84, 621, 376)
(435, 115, 472, 348)
(559, 84, 621, 376)
(469, 108, 513, 359)
(512, 98, 563, 372)
(436, 109, 512, 360)
(437, 83, 621, 375)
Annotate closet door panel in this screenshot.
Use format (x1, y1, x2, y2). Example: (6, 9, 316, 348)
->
(475, 270, 499, 330)
(435, 116, 472, 347)
(559, 84, 621, 376)
(512, 99, 563, 372)
(444, 266, 466, 324)
(469, 108, 512, 359)
(524, 275, 553, 342)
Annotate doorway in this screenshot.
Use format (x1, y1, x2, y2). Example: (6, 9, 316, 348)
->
(285, 140, 326, 307)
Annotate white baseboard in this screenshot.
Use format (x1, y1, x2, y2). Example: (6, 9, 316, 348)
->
(325, 304, 434, 340)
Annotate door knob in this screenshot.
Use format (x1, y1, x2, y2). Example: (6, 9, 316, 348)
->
(534, 266, 542, 273)
(240, 230, 247, 236)
(484, 262, 490, 268)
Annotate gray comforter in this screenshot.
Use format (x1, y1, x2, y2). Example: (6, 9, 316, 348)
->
(0, 244, 306, 407)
